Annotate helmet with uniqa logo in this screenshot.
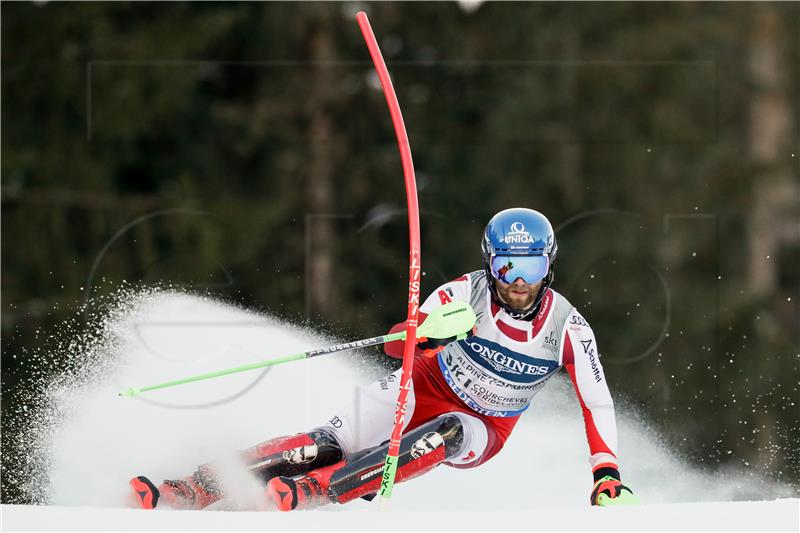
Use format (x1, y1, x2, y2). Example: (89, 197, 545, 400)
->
(481, 208, 558, 319)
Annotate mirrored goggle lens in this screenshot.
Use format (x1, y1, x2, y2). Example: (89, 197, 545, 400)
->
(490, 255, 549, 284)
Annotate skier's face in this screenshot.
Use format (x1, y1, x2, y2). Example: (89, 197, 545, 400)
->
(494, 277, 542, 312)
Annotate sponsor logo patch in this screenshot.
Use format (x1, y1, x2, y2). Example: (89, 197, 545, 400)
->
(580, 339, 602, 383)
(248, 457, 273, 470)
(465, 340, 550, 377)
(379, 374, 397, 391)
(500, 222, 537, 244)
(535, 291, 552, 322)
(360, 466, 384, 481)
(381, 456, 395, 491)
(437, 355, 531, 417)
(410, 432, 445, 459)
(543, 331, 558, 353)
(570, 315, 588, 327)
(283, 444, 318, 464)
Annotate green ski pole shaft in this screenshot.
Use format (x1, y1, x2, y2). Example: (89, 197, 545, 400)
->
(119, 301, 475, 398)
(118, 331, 405, 398)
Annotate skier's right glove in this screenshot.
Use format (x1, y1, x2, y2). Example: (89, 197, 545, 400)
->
(417, 326, 475, 358)
(384, 318, 474, 359)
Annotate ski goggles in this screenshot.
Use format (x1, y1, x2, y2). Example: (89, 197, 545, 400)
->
(490, 255, 550, 285)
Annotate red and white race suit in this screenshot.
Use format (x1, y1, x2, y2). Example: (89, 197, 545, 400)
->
(322, 270, 619, 476)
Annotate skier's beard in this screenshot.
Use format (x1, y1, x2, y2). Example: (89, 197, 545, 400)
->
(494, 278, 542, 314)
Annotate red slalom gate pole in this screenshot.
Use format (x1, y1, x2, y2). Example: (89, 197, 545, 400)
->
(356, 11, 421, 504)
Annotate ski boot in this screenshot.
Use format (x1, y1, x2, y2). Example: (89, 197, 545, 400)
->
(266, 460, 343, 511)
(129, 464, 221, 510)
(266, 414, 464, 511)
(129, 429, 343, 510)
(129, 476, 160, 509)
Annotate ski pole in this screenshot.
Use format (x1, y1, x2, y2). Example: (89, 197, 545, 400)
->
(118, 300, 475, 398)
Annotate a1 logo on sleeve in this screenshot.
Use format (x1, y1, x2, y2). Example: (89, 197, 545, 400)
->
(438, 289, 453, 305)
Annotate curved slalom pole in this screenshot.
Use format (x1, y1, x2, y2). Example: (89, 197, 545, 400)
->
(356, 11, 421, 505)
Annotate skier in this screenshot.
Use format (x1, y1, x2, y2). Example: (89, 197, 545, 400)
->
(130, 207, 637, 511)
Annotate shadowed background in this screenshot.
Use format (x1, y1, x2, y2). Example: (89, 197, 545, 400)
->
(2, 1, 798, 503)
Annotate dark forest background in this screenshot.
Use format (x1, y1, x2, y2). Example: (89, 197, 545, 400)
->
(2, 2, 798, 502)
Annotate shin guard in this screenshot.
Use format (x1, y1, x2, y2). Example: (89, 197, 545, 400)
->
(242, 428, 344, 483)
(269, 414, 464, 509)
(329, 414, 463, 504)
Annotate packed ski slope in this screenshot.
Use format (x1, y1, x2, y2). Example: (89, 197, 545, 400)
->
(3, 291, 798, 531)
(3, 498, 798, 531)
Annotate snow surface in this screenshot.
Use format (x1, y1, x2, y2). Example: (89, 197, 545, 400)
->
(2, 499, 799, 532)
(4, 291, 798, 531)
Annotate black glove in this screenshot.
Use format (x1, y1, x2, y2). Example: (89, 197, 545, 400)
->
(417, 335, 458, 351)
(417, 326, 475, 357)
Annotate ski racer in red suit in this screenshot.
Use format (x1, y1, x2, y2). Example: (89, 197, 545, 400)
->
(130, 208, 638, 510)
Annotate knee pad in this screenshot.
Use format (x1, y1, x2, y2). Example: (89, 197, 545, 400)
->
(327, 415, 458, 504)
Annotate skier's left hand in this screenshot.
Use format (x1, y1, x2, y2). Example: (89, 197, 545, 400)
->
(590, 475, 639, 506)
